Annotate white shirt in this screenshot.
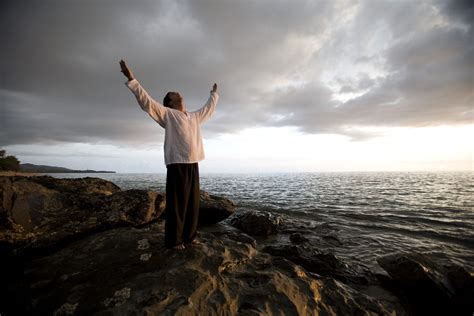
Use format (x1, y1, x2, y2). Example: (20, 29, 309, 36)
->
(125, 78, 219, 166)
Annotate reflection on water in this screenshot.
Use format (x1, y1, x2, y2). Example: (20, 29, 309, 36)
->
(46, 171, 474, 271)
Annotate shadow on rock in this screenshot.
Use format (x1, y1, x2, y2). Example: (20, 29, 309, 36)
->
(377, 252, 474, 315)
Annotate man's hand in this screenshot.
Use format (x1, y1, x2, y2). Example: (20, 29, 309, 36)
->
(120, 59, 135, 81)
(211, 83, 217, 93)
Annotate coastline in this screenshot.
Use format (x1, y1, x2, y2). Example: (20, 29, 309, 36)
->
(0, 171, 45, 177)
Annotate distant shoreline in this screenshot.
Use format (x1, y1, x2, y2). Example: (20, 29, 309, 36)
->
(0, 171, 45, 177)
(0, 171, 117, 177)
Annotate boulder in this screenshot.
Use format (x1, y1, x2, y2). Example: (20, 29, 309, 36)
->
(227, 209, 283, 236)
(106, 189, 166, 225)
(0, 176, 165, 256)
(2, 220, 402, 315)
(289, 232, 309, 243)
(197, 190, 236, 226)
(0, 175, 121, 229)
(377, 252, 474, 315)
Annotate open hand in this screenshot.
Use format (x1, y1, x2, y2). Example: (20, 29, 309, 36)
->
(211, 83, 217, 93)
(119, 59, 135, 81)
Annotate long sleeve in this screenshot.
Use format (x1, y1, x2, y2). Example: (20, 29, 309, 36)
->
(194, 91, 219, 124)
(125, 78, 167, 128)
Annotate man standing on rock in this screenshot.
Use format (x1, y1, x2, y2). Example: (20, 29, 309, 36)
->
(119, 59, 219, 251)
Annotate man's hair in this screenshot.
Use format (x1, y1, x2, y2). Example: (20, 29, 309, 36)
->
(163, 92, 173, 108)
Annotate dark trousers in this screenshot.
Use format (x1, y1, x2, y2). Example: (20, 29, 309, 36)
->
(164, 162, 200, 248)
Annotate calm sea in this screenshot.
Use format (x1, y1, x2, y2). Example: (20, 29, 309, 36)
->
(46, 171, 474, 271)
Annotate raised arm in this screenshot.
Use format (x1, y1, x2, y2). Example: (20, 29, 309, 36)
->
(194, 83, 219, 124)
(120, 59, 167, 128)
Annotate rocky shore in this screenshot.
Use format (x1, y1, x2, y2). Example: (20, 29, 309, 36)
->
(1, 175, 473, 315)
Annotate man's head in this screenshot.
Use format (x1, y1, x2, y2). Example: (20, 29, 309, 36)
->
(163, 91, 185, 112)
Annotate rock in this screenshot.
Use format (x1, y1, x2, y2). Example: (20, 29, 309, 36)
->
(377, 252, 474, 315)
(2, 221, 402, 315)
(106, 189, 166, 225)
(0, 175, 237, 258)
(289, 232, 309, 243)
(260, 244, 408, 312)
(321, 232, 343, 246)
(261, 244, 368, 285)
(197, 190, 236, 226)
(217, 229, 257, 248)
(0, 176, 165, 256)
(200, 222, 257, 248)
(29, 175, 121, 195)
(227, 209, 283, 236)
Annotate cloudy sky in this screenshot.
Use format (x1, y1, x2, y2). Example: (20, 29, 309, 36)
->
(1, 0, 472, 173)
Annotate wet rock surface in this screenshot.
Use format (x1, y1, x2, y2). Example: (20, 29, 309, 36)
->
(197, 190, 236, 226)
(377, 252, 474, 315)
(226, 209, 283, 236)
(289, 232, 309, 244)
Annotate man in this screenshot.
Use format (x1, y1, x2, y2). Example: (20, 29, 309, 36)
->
(119, 59, 219, 251)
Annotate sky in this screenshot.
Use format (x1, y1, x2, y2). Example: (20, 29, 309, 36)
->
(1, 0, 473, 173)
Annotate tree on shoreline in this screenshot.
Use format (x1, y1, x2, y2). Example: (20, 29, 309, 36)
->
(0, 149, 20, 171)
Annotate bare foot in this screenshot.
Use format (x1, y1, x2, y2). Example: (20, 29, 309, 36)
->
(189, 239, 201, 245)
(173, 243, 185, 250)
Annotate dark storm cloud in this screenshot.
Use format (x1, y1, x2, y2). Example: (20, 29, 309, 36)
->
(440, 0, 474, 25)
(1, 0, 472, 146)
(0, 0, 204, 146)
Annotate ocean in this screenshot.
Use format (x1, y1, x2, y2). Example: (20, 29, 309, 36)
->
(45, 171, 474, 271)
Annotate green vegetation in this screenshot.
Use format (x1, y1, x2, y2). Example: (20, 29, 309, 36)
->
(0, 149, 21, 171)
